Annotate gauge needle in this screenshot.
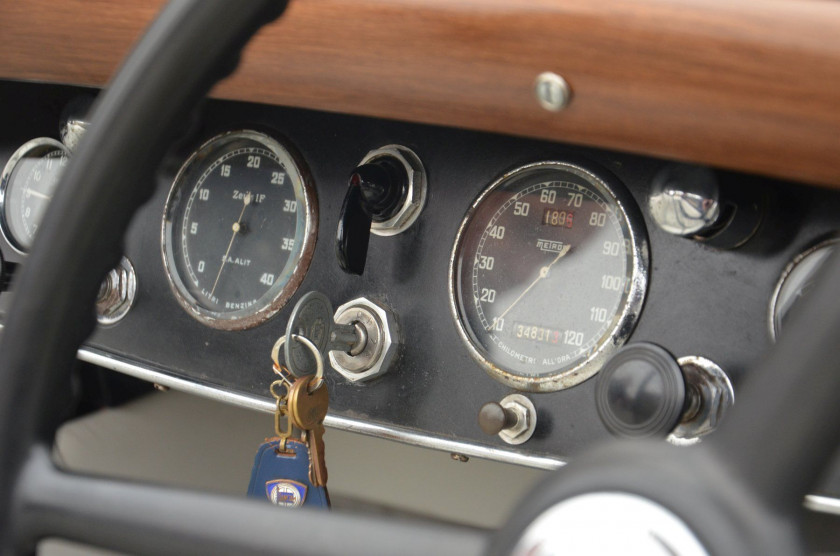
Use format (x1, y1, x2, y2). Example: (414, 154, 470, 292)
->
(487, 244, 571, 331)
(24, 189, 51, 201)
(209, 192, 251, 298)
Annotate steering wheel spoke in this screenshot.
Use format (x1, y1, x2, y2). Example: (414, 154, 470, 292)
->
(12, 445, 485, 555)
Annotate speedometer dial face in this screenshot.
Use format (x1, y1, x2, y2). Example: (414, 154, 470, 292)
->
(162, 130, 317, 330)
(450, 161, 648, 392)
(0, 138, 70, 253)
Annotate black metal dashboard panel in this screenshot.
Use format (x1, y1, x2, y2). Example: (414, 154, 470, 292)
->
(1, 80, 838, 474)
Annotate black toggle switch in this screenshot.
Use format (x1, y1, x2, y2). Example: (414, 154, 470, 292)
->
(336, 157, 409, 275)
(595, 342, 687, 438)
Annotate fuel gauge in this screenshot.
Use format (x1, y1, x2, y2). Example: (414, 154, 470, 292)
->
(0, 138, 70, 253)
(769, 236, 840, 341)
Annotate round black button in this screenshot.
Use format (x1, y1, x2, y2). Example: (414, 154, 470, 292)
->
(595, 343, 686, 438)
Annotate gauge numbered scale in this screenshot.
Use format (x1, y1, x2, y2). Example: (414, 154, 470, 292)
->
(450, 161, 648, 392)
(162, 130, 317, 330)
(0, 138, 70, 253)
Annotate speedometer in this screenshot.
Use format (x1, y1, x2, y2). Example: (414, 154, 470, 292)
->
(162, 130, 317, 330)
(449, 161, 648, 392)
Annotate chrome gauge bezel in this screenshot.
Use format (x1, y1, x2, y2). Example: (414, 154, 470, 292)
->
(768, 235, 840, 342)
(161, 130, 318, 331)
(448, 161, 649, 392)
(0, 137, 70, 255)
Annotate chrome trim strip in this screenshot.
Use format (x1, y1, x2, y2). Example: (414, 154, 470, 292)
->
(804, 495, 840, 516)
(18, 338, 837, 513)
(76, 347, 566, 471)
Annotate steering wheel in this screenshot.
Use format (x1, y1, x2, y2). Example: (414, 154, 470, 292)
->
(2, 1, 839, 554)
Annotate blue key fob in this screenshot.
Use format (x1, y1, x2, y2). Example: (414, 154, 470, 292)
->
(247, 438, 330, 509)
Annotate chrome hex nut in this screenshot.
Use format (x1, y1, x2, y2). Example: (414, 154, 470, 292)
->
(361, 145, 427, 237)
(329, 297, 400, 382)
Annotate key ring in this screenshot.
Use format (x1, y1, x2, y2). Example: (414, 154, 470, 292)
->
(271, 333, 324, 390)
(269, 379, 290, 401)
(272, 363, 294, 387)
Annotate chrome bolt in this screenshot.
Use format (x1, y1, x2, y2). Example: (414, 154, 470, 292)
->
(96, 257, 137, 325)
(535, 72, 572, 112)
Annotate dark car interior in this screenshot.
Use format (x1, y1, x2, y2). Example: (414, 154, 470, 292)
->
(2, 1, 840, 554)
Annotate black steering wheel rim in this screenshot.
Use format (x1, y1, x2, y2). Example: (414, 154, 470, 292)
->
(0, 2, 479, 554)
(2, 1, 840, 554)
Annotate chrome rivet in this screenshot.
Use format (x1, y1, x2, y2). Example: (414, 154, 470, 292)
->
(534, 72, 572, 112)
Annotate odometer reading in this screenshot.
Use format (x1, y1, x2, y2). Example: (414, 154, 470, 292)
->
(541, 208, 574, 228)
(450, 162, 648, 392)
(162, 131, 317, 330)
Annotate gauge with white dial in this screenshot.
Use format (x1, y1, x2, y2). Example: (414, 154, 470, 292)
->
(162, 130, 317, 330)
(769, 236, 840, 341)
(450, 161, 648, 392)
(0, 138, 70, 253)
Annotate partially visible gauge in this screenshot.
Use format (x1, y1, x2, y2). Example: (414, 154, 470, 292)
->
(450, 161, 648, 392)
(0, 138, 70, 253)
(162, 130, 317, 330)
(769, 236, 839, 341)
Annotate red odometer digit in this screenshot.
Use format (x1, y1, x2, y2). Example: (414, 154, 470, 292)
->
(449, 161, 649, 392)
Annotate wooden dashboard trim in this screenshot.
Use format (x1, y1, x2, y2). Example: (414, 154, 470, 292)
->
(1, 0, 840, 187)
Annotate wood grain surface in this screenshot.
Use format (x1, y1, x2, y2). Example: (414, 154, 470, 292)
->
(1, 0, 840, 187)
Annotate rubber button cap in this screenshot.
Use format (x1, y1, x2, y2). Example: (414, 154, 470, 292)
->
(595, 342, 686, 438)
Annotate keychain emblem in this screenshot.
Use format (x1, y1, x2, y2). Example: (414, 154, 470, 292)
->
(266, 479, 307, 507)
(248, 332, 330, 509)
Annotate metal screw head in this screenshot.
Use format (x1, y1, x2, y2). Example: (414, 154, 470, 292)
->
(534, 72, 572, 112)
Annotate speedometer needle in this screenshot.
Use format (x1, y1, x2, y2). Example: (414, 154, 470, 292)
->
(487, 244, 571, 331)
(209, 192, 251, 299)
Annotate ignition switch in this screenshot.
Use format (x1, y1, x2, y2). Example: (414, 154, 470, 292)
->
(329, 297, 399, 382)
(281, 292, 400, 383)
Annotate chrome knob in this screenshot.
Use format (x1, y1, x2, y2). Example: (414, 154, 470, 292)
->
(648, 165, 720, 237)
(59, 96, 94, 151)
(96, 256, 137, 325)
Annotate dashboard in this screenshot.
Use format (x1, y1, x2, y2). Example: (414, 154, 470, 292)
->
(2, 4, 840, 549)
(1, 79, 840, 509)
